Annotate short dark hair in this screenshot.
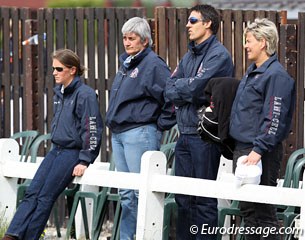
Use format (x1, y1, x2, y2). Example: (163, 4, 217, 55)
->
(190, 4, 220, 35)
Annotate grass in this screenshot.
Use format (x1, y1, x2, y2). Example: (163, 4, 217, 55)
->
(0, 206, 9, 238)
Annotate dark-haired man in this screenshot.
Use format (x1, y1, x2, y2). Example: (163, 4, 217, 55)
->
(165, 4, 234, 239)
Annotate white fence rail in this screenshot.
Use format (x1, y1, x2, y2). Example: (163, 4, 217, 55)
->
(0, 138, 305, 239)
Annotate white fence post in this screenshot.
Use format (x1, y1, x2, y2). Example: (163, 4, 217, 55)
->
(299, 170, 305, 240)
(0, 138, 20, 219)
(136, 151, 167, 240)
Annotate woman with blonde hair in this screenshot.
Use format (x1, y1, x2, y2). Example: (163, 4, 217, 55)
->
(230, 18, 295, 240)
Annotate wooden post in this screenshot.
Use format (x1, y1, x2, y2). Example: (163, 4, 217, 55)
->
(279, 23, 299, 177)
(23, 19, 38, 131)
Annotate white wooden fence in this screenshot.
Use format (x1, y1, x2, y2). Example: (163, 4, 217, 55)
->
(0, 138, 305, 239)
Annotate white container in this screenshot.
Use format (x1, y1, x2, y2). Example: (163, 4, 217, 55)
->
(235, 155, 262, 187)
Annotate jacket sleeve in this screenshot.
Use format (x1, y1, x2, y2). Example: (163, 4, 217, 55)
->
(253, 74, 295, 155)
(165, 61, 187, 106)
(167, 53, 233, 105)
(76, 91, 103, 164)
(158, 94, 177, 131)
(147, 61, 177, 131)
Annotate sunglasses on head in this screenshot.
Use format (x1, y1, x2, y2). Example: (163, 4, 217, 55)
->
(52, 67, 64, 72)
(188, 17, 205, 24)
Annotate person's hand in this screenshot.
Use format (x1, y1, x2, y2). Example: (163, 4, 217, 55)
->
(242, 150, 261, 165)
(72, 164, 88, 177)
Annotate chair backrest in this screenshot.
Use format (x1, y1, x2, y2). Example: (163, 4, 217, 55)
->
(29, 133, 52, 163)
(291, 156, 305, 188)
(160, 142, 176, 175)
(161, 124, 179, 174)
(11, 130, 40, 162)
(281, 148, 305, 188)
(161, 124, 179, 145)
(108, 153, 116, 171)
(277, 156, 305, 216)
(276, 149, 305, 211)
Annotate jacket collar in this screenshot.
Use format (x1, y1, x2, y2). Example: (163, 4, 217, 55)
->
(119, 47, 152, 70)
(188, 35, 216, 55)
(54, 76, 82, 97)
(248, 54, 278, 74)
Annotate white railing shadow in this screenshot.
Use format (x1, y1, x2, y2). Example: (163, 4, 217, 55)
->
(0, 138, 305, 239)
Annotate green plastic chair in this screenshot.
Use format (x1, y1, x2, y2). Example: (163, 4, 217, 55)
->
(72, 126, 180, 240)
(162, 184, 177, 239)
(70, 141, 178, 240)
(53, 183, 80, 238)
(11, 130, 40, 162)
(161, 141, 176, 173)
(15, 133, 73, 238)
(91, 156, 121, 240)
(276, 148, 305, 211)
(277, 156, 305, 231)
(16, 133, 52, 207)
(93, 135, 179, 240)
(217, 200, 243, 240)
(91, 176, 121, 240)
(217, 148, 305, 240)
(66, 156, 118, 240)
(161, 124, 179, 145)
(161, 142, 177, 240)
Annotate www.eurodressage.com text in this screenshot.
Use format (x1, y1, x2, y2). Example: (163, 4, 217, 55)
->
(189, 224, 303, 237)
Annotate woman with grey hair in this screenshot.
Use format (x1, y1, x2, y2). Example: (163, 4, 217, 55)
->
(106, 17, 176, 239)
(121, 16, 153, 47)
(229, 18, 295, 240)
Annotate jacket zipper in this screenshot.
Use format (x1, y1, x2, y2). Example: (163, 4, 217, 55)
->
(53, 95, 65, 138)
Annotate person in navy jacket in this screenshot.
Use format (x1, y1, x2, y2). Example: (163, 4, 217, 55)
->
(229, 18, 295, 240)
(105, 17, 176, 240)
(165, 4, 234, 240)
(3, 49, 103, 240)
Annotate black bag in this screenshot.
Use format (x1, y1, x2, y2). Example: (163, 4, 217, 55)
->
(196, 77, 240, 160)
(197, 106, 220, 143)
(197, 104, 234, 160)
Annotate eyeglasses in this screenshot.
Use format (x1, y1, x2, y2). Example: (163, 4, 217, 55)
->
(188, 17, 205, 24)
(52, 67, 64, 72)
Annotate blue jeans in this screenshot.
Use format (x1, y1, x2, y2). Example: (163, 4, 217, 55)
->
(111, 124, 162, 240)
(175, 134, 221, 240)
(6, 146, 80, 240)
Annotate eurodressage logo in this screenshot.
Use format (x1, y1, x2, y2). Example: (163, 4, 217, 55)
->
(130, 68, 139, 78)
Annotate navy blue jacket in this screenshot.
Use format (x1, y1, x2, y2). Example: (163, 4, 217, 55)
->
(106, 47, 176, 133)
(51, 76, 103, 164)
(229, 54, 295, 155)
(165, 35, 234, 134)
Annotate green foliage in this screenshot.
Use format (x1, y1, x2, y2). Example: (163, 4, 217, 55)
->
(47, 0, 104, 8)
(115, 0, 134, 7)
(0, 207, 9, 238)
